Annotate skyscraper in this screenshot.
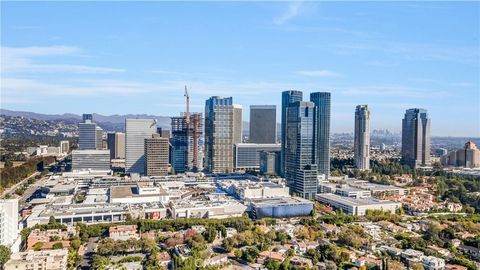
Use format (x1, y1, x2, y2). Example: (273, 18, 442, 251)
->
(354, 105, 371, 170)
(310, 92, 331, 178)
(171, 113, 204, 173)
(82, 113, 93, 122)
(78, 117, 97, 150)
(233, 104, 243, 144)
(107, 132, 125, 159)
(95, 126, 104, 149)
(401, 108, 431, 168)
(107, 132, 116, 159)
(249, 105, 276, 144)
(0, 199, 19, 249)
(441, 141, 480, 168)
(281, 90, 303, 176)
(144, 134, 169, 176)
(285, 101, 318, 200)
(72, 150, 111, 171)
(125, 119, 156, 175)
(205, 96, 234, 173)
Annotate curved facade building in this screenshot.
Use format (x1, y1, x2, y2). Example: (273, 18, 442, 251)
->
(354, 105, 370, 170)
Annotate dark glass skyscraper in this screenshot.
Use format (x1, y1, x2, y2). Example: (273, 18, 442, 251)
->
(285, 101, 317, 199)
(249, 105, 276, 143)
(281, 90, 303, 176)
(401, 108, 431, 168)
(79, 114, 97, 150)
(82, 113, 93, 122)
(310, 92, 331, 178)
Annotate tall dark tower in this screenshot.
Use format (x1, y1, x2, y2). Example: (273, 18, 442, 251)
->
(310, 92, 331, 178)
(280, 90, 303, 176)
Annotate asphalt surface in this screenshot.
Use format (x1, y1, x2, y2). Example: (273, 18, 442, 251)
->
(1, 171, 40, 199)
(81, 237, 98, 270)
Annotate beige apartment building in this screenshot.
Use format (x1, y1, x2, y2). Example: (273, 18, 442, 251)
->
(441, 141, 480, 168)
(144, 134, 169, 176)
(4, 249, 68, 270)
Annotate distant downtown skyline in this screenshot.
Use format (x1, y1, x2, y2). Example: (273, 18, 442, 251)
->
(1, 2, 478, 136)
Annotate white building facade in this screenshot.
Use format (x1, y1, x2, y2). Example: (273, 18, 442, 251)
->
(125, 119, 156, 175)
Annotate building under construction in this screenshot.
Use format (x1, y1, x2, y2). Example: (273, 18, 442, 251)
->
(171, 87, 204, 173)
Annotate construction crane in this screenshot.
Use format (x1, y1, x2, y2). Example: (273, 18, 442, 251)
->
(183, 85, 199, 171)
(184, 85, 190, 124)
(184, 86, 190, 172)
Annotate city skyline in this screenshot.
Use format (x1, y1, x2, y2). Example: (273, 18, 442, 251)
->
(1, 1, 479, 137)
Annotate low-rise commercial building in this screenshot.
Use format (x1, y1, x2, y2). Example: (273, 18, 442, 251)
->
(35, 145, 60, 156)
(318, 182, 371, 198)
(250, 196, 314, 219)
(26, 202, 167, 227)
(169, 195, 246, 219)
(234, 143, 281, 170)
(72, 150, 110, 171)
(345, 179, 409, 197)
(316, 193, 401, 216)
(221, 180, 290, 200)
(109, 183, 170, 204)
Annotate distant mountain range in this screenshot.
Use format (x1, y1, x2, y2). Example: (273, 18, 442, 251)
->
(0, 109, 282, 135)
(0, 109, 171, 132)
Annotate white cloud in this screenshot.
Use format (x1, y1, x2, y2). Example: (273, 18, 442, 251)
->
(1, 46, 125, 74)
(2, 78, 151, 97)
(296, 70, 342, 77)
(274, 1, 303, 25)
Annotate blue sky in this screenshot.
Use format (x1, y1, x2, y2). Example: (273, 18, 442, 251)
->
(1, 1, 479, 136)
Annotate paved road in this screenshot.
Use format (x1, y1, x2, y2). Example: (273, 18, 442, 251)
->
(81, 237, 98, 270)
(1, 157, 63, 199)
(1, 171, 40, 199)
(19, 177, 49, 208)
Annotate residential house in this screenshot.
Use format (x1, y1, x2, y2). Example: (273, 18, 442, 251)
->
(427, 245, 452, 258)
(204, 254, 228, 267)
(354, 256, 383, 268)
(156, 251, 171, 267)
(458, 245, 480, 259)
(401, 249, 425, 265)
(27, 229, 72, 251)
(289, 256, 313, 268)
(108, 225, 139, 241)
(445, 264, 468, 270)
(422, 256, 445, 270)
(256, 251, 284, 264)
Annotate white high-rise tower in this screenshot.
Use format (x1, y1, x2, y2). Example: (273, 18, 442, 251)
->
(354, 105, 371, 170)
